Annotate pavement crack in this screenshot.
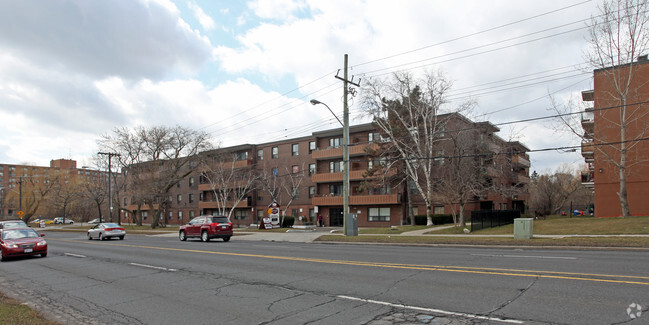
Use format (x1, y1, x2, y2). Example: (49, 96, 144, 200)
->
(486, 276, 539, 315)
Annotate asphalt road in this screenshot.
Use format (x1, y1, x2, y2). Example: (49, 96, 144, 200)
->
(0, 231, 647, 324)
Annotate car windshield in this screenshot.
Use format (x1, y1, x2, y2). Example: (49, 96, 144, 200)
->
(2, 229, 39, 240)
(209, 217, 230, 223)
(1, 221, 27, 229)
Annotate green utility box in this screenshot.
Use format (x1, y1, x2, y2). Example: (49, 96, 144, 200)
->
(513, 218, 534, 239)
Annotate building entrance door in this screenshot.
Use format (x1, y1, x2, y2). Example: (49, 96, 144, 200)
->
(329, 208, 343, 227)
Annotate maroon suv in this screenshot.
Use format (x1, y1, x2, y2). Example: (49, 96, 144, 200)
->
(179, 215, 233, 242)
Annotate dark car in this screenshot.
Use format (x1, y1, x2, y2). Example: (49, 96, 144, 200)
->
(87, 223, 126, 240)
(0, 220, 28, 229)
(179, 215, 232, 242)
(0, 228, 47, 261)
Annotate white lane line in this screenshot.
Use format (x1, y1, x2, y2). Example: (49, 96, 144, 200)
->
(64, 253, 87, 258)
(338, 295, 524, 324)
(129, 263, 177, 272)
(471, 253, 577, 260)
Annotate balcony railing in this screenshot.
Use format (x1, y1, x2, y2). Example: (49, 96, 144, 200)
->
(198, 200, 250, 210)
(312, 194, 400, 206)
(581, 141, 594, 158)
(512, 155, 530, 168)
(311, 143, 378, 160)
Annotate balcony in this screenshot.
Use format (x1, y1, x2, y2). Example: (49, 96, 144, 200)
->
(512, 155, 530, 168)
(312, 194, 400, 206)
(311, 168, 396, 183)
(311, 143, 378, 160)
(581, 172, 595, 190)
(581, 141, 594, 159)
(198, 199, 250, 210)
(198, 180, 252, 192)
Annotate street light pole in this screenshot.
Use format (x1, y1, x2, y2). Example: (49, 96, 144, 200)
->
(98, 152, 120, 224)
(310, 97, 352, 236)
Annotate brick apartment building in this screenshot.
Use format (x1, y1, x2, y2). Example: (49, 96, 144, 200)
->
(581, 55, 649, 217)
(0, 159, 106, 219)
(120, 113, 530, 227)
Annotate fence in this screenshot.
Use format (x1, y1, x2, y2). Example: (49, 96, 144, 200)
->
(471, 210, 520, 232)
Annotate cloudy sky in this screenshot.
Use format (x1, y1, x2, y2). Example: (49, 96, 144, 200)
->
(0, 0, 600, 173)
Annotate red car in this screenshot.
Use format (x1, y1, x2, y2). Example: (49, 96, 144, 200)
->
(0, 227, 47, 261)
(179, 215, 232, 242)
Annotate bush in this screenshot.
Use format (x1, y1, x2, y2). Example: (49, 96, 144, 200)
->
(406, 214, 455, 225)
(282, 216, 295, 228)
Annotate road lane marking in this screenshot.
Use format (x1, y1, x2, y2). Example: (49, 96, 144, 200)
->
(471, 253, 577, 260)
(338, 295, 524, 324)
(51, 238, 649, 286)
(129, 263, 177, 272)
(64, 253, 86, 258)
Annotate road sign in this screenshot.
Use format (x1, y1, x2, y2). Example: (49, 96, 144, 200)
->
(17, 211, 24, 217)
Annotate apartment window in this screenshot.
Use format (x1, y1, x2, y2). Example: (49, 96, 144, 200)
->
(368, 207, 390, 222)
(309, 163, 316, 176)
(257, 149, 264, 160)
(178, 211, 183, 220)
(329, 184, 343, 196)
(292, 143, 299, 156)
(256, 210, 264, 222)
(329, 161, 343, 173)
(177, 194, 182, 203)
(142, 211, 148, 220)
(199, 192, 204, 201)
(433, 206, 445, 214)
(169, 211, 173, 220)
(189, 177, 195, 187)
(177, 181, 182, 188)
(189, 210, 195, 218)
(434, 151, 445, 166)
(329, 138, 342, 148)
(292, 209, 299, 217)
(309, 186, 316, 198)
(272, 147, 278, 159)
(371, 185, 391, 195)
(309, 141, 316, 153)
(292, 165, 299, 174)
(234, 209, 247, 220)
(235, 151, 248, 161)
(124, 197, 128, 205)
(291, 186, 299, 199)
(189, 193, 194, 203)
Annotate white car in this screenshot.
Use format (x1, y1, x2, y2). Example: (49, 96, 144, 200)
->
(87, 223, 125, 240)
(53, 217, 74, 224)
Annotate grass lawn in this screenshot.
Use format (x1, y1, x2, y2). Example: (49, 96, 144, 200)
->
(0, 292, 57, 325)
(315, 235, 649, 247)
(430, 215, 649, 235)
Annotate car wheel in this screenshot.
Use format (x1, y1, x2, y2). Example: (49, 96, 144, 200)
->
(41, 253, 47, 258)
(99, 233, 104, 241)
(179, 230, 186, 241)
(201, 230, 210, 242)
(119, 235, 124, 240)
(87, 232, 92, 240)
(223, 236, 231, 242)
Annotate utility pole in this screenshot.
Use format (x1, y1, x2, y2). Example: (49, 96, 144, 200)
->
(335, 54, 360, 236)
(98, 152, 120, 224)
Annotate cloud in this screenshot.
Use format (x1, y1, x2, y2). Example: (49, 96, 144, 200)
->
(0, 0, 213, 81)
(188, 1, 216, 30)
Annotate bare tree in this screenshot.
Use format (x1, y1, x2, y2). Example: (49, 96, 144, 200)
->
(434, 121, 492, 227)
(99, 125, 212, 228)
(255, 163, 306, 226)
(50, 177, 83, 223)
(201, 152, 257, 219)
(529, 165, 586, 216)
(361, 71, 473, 225)
(553, 0, 649, 217)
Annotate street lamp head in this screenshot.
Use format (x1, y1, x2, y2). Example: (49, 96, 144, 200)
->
(310, 99, 321, 105)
